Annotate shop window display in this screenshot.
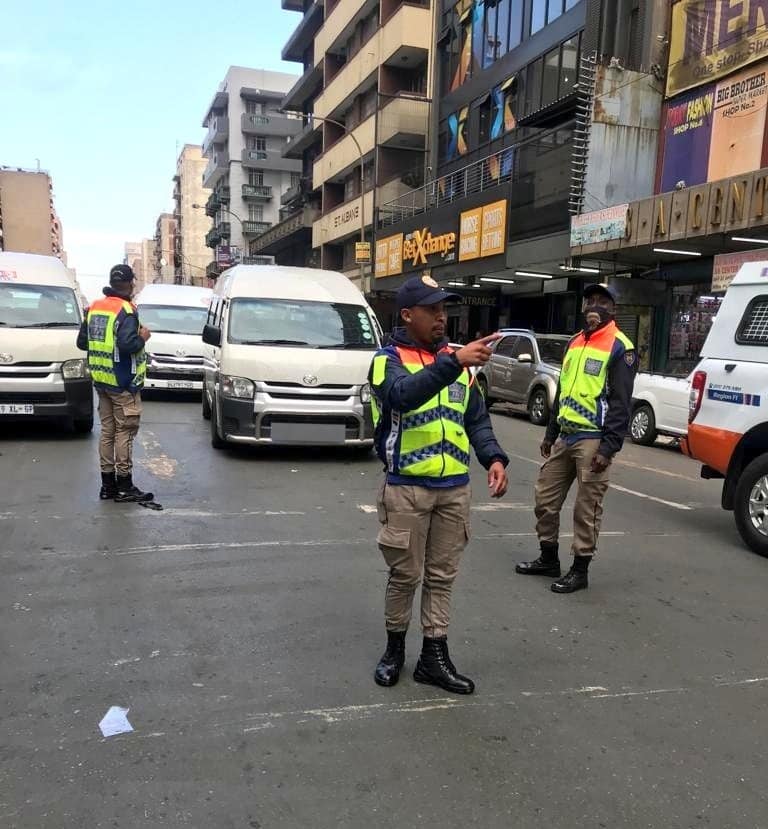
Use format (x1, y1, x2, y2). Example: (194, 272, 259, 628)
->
(667, 288, 723, 376)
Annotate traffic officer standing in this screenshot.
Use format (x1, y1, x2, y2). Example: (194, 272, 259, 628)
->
(516, 283, 636, 593)
(369, 275, 509, 695)
(77, 264, 153, 502)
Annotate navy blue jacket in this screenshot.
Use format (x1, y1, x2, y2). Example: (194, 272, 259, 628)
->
(369, 328, 509, 488)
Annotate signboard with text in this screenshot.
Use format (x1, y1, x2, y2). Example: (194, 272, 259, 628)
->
(570, 205, 629, 247)
(458, 199, 507, 261)
(712, 248, 768, 291)
(375, 234, 404, 278)
(659, 85, 714, 192)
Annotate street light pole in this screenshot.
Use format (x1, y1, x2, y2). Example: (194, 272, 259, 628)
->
(279, 109, 368, 290)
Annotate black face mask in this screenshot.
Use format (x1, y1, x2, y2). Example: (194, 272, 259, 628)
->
(583, 306, 614, 327)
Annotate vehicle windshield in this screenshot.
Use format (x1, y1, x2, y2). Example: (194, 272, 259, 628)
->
(0, 283, 82, 328)
(228, 298, 378, 349)
(138, 304, 208, 335)
(536, 337, 568, 365)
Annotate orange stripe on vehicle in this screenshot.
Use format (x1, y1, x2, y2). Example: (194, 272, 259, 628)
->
(685, 423, 742, 474)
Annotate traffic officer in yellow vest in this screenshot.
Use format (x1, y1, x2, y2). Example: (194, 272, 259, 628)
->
(77, 264, 153, 502)
(516, 283, 636, 593)
(369, 275, 509, 695)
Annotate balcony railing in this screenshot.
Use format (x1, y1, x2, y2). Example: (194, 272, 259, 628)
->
(206, 261, 221, 279)
(205, 228, 221, 248)
(217, 185, 230, 204)
(205, 192, 221, 217)
(216, 221, 231, 239)
(242, 184, 273, 201)
(242, 220, 272, 236)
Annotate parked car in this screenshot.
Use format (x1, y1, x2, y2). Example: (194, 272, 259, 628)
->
(477, 329, 570, 425)
(629, 372, 690, 445)
(683, 260, 768, 556)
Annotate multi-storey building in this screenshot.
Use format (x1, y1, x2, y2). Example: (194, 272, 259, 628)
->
(153, 213, 178, 284)
(0, 167, 68, 263)
(254, 0, 433, 287)
(173, 145, 212, 286)
(141, 237, 159, 285)
(124, 241, 144, 291)
(201, 67, 301, 280)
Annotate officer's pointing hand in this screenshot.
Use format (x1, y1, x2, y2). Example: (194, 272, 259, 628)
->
(455, 333, 503, 368)
(488, 461, 508, 499)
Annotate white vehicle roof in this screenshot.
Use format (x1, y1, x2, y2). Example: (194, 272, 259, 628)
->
(729, 261, 768, 286)
(0, 251, 78, 289)
(135, 283, 213, 307)
(214, 265, 369, 305)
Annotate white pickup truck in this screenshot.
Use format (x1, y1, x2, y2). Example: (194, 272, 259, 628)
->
(629, 372, 690, 445)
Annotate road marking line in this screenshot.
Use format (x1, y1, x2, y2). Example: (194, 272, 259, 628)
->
(358, 503, 532, 514)
(505, 451, 694, 511)
(614, 458, 699, 483)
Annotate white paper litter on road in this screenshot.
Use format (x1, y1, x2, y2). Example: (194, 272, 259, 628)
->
(99, 706, 133, 737)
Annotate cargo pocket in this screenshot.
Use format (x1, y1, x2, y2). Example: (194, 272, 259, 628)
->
(377, 525, 412, 568)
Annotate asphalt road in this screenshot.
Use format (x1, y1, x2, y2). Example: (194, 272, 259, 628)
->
(2, 396, 768, 828)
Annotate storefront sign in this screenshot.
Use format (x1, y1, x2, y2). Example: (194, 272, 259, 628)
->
(333, 205, 360, 229)
(458, 199, 508, 261)
(403, 228, 456, 267)
(459, 293, 497, 307)
(355, 241, 371, 263)
(569, 205, 629, 247)
(374, 233, 404, 278)
(666, 0, 768, 98)
(712, 248, 768, 291)
(659, 86, 715, 192)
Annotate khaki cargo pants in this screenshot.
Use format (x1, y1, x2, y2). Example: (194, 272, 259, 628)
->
(97, 389, 142, 476)
(376, 482, 471, 638)
(534, 437, 611, 557)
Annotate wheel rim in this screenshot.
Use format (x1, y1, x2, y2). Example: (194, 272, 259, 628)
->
(531, 392, 545, 420)
(748, 475, 768, 536)
(631, 410, 649, 439)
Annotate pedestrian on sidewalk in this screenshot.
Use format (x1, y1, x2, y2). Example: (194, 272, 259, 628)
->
(369, 275, 509, 695)
(516, 283, 637, 593)
(77, 264, 153, 502)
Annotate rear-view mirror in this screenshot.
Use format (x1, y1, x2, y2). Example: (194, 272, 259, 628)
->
(202, 324, 221, 347)
(517, 353, 533, 364)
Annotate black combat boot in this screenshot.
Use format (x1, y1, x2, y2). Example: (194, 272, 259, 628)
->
(414, 636, 474, 695)
(551, 555, 591, 593)
(99, 472, 117, 500)
(374, 630, 406, 687)
(515, 541, 561, 577)
(114, 474, 153, 503)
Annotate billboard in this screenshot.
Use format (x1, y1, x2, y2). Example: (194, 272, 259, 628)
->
(666, 0, 768, 98)
(659, 85, 714, 192)
(374, 234, 404, 279)
(458, 199, 507, 261)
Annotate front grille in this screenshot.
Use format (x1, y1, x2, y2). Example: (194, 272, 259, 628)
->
(263, 381, 351, 390)
(266, 391, 350, 401)
(0, 392, 65, 404)
(151, 354, 205, 366)
(0, 370, 55, 379)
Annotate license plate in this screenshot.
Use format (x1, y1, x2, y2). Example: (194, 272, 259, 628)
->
(270, 422, 346, 445)
(0, 404, 34, 415)
(167, 381, 194, 389)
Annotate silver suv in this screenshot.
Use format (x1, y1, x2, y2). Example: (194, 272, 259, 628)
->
(477, 329, 570, 425)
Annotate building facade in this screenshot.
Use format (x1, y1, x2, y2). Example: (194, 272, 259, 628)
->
(201, 67, 301, 280)
(0, 167, 68, 263)
(124, 241, 144, 291)
(173, 144, 212, 286)
(255, 0, 433, 288)
(153, 213, 178, 284)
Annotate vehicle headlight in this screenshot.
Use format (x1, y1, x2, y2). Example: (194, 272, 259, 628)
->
(220, 374, 254, 399)
(360, 382, 372, 404)
(62, 359, 88, 380)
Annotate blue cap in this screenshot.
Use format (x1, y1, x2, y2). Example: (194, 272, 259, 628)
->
(396, 275, 461, 311)
(583, 283, 616, 302)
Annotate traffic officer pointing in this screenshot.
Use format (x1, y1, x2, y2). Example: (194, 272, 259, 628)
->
(516, 283, 637, 592)
(369, 275, 509, 695)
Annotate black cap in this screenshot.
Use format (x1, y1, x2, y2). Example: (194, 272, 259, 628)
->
(109, 264, 135, 285)
(396, 275, 461, 311)
(583, 283, 616, 303)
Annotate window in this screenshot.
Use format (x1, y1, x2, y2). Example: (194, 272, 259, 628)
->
(0, 284, 81, 328)
(525, 58, 543, 114)
(530, 0, 547, 35)
(560, 35, 579, 96)
(565, 0, 580, 9)
(290, 172, 301, 189)
(249, 170, 264, 186)
(344, 173, 358, 201)
(477, 94, 493, 143)
(547, 0, 564, 24)
(542, 48, 560, 107)
(246, 101, 264, 115)
(511, 337, 534, 359)
(483, 2, 499, 67)
(256, 136, 267, 152)
(494, 335, 519, 357)
(248, 204, 264, 221)
(535, 336, 567, 364)
(361, 88, 377, 119)
(136, 304, 208, 336)
(736, 296, 768, 344)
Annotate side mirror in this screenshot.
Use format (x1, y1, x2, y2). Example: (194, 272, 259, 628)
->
(517, 353, 533, 364)
(202, 324, 222, 347)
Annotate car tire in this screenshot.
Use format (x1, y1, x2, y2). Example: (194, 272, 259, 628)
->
(202, 387, 212, 420)
(72, 415, 94, 434)
(527, 387, 550, 426)
(210, 394, 226, 449)
(630, 403, 657, 445)
(734, 454, 768, 557)
(478, 376, 495, 407)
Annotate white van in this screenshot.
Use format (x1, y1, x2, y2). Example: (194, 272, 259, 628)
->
(134, 284, 212, 392)
(201, 265, 381, 448)
(683, 261, 768, 555)
(0, 252, 93, 432)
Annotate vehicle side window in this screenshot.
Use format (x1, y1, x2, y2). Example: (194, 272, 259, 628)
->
(736, 295, 768, 345)
(494, 335, 519, 357)
(511, 337, 534, 359)
(206, 299, 218, 327)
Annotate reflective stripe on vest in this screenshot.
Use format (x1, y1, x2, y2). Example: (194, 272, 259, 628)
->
(371, 345, 472, 478)
(86, 296, 146, 389)
(557, 322, 634, 433)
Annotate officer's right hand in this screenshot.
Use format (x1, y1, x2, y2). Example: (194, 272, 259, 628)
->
(540, 439, 553, 459)
(139, 325, 151, 342)
(454, 333, 503, 368)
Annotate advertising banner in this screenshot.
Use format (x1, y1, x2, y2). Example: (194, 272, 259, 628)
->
(712, 248, 768, 291)
(569, 205, 628, 247)
(374, 234, 403, 279)
(708, 64, 768, 181)
(659, 85, 715, 192)
(666, 0, 768, 98)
